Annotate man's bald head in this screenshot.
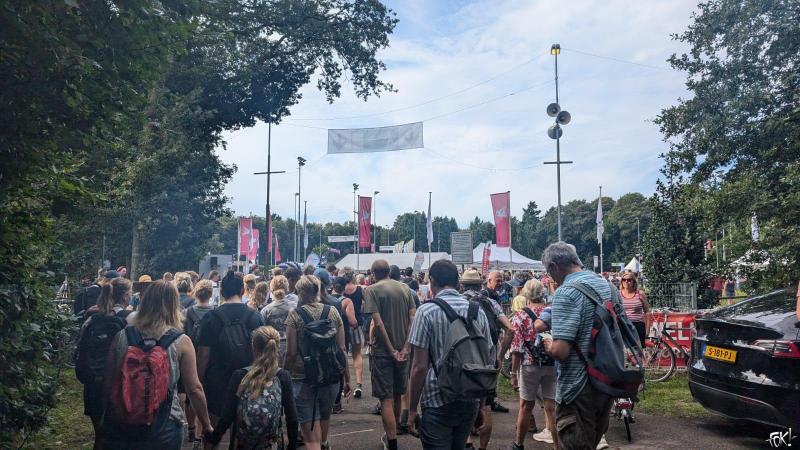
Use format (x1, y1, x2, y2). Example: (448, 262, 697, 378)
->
(487, 270, 505, 291)
(372, 259, 390, 280)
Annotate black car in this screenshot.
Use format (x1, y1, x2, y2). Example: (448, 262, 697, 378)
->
(689, 288, 800, 429)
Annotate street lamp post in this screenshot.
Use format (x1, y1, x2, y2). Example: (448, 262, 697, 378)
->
(544, 43, 573, 241)
(253, 124, 287, 268)
(296, 157, 306, 262)
(294, 192, 299, 262)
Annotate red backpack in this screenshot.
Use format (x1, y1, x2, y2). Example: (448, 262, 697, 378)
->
(104, 327, 183, 438)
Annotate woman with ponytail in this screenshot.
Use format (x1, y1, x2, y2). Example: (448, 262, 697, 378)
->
(205, 326, 298, 450)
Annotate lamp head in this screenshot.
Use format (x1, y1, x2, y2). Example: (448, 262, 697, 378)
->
(353, 183, 359, 191)
(550, 44, 561, 55)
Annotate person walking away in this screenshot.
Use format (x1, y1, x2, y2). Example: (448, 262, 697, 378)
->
(205, 326, 298, 450)
(284, 275, 350, 450)
(75, 277, 132, 450)
(262, 275, 293, 365)
(248, 281, 269, 311)
(509, 279, 558, 449)
(541, 242, 615, 450)
(208, 270, 221, 306)
(284, 267, 302, 309)
(243, 274, 258, 305)
(340, 266, 368, 398)
(619, 272, 650, 347)
(314, 268, 353, 414)
(460, 269, 514, 450)
(163, 272, 174, 282)
(101, 280, 212, 450)
(197, 271, 263, 422)
(182, 280, 215, 447)
(363, 260, 417, 450)
(174, 272, 196, 310)
(407, 260, 494, 450)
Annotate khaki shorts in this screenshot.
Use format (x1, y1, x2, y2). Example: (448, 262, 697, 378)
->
(556, 382, 613, 450)
(519, 364, 556, 402)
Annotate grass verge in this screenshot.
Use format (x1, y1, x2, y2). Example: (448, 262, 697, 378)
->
(26, 374, 94, 450)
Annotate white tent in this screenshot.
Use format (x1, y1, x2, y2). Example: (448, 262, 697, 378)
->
(335, 252, 451, 272)
(471, 243, 545, 271)
(624, 257, 642, 273)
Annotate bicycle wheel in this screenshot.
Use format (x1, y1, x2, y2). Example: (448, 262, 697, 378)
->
(643, 339, 676, 383)
(624, 416, 632, 442)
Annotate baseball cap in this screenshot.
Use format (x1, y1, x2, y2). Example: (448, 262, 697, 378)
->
(314, 268, 331, 286)
(103, 270, 120, 279)
(460, 269, 483, 286)
(507, 278, 524, 288)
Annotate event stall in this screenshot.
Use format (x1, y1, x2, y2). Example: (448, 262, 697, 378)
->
(334, 252, 451, 272)
(471, 243, 545, 271)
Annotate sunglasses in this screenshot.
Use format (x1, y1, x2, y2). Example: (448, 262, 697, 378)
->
(622, 279, 634, 282)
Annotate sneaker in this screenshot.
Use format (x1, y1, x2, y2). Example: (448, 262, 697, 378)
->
(332, 403, 343, 414)
(354, 384, 363, 399)
(322, 441, 331, 450)
(510, 442, 524, 450)
(372, 403, 382, 415)
(533, 429, 554, 444)
(596, 435, 609, 450)
(490, 400, 509, 413)
(192, 438, 202, 450)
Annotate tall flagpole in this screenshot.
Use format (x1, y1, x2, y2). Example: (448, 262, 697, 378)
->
(428, 192, 432, 271)
(599, 186, 604, 273)
(507, 191, 512, 268)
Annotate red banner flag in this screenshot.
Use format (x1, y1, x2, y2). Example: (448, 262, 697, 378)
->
(267, 216, 273, 253)
(358, 196, 372, 249)
(490, 192, 511, 247)
(481, 243, 492, 275)
(274, 234, 282, 262)
(247, 229, 260, 262)
(239, 217, 253, 255)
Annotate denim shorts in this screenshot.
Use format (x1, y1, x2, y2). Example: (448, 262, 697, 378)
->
(102, 418, 184, 450)
(293, 380, 339, 424)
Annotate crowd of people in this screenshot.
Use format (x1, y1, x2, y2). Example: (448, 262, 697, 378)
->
(72, 241, 649, 450)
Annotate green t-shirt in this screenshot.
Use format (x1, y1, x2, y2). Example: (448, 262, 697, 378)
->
(363, 279, 416, 357)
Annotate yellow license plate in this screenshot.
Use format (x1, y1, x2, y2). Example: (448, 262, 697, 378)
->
(704, 345, 737, 363)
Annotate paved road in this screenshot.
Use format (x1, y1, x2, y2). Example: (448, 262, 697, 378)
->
(186, 356, 774, 450)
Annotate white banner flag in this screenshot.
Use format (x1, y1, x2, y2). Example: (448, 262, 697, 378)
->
(596, 196, 604, 242)
(327, 122, 424, 154)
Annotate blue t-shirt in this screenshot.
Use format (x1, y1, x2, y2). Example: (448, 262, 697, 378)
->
(550, 271, 611, 404)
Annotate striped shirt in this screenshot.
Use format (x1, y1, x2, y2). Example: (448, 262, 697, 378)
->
(551, 271, 611, 404)
(407, 288, 494, 409)
(621, 291, 645, 322)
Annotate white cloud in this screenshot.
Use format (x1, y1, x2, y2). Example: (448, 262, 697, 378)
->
(216, 0, 696, 229)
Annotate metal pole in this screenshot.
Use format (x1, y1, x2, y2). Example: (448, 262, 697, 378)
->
(413, 213, 416, 252)
(599, 186, 604, 273)
(428, 192, 432, 271)
(637, 217, 641, 248)
(303, 200, 307, 262)
(722, 227, 726, 262)
(374, 191, 380, 252)
(266, 123, 271, 268)
(294, 193, 298, 262)
(297, 159, 302, 261)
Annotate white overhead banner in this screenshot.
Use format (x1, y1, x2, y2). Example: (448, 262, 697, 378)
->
(327, 235, 357, 243)
(327, 122, 424, 154)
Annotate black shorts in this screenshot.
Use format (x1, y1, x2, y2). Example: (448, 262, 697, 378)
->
(370, 355, 408, 399)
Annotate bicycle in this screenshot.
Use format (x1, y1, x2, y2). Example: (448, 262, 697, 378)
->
(611, 397, 635, 442)
(642, 309, 693, 382)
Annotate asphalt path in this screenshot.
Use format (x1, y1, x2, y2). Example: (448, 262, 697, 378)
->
(187, 355, 777, 450)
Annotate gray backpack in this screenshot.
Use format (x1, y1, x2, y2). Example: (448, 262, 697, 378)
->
(430, 298, 498, 403)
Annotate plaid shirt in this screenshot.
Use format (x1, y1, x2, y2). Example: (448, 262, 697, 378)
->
(407, 288, 493, 409)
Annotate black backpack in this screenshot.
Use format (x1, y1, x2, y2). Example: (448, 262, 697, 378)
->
(210, 307, 254, 372)
(185, 306, 204, 343)
(75, 314, 126, 385)
(296, 305, 346, 387)
(568, 281, 645, 398)
(521, 308, 555, 367)
(74, 284, 100, 317)
(464, 291, 500, 345)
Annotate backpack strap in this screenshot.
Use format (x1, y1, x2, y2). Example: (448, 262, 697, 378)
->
(321, 304, 331, 321)
(430, 297, 459, 323)
(296, 305, 314, 325)
(157, 329, 184, 349)
(523, 307, 538, 323)
(567, 281, 603, 308)
(125, 326, 143, 347)
(466, 300, 479, 329)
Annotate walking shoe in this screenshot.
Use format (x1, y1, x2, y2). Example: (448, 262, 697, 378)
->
(510, 442, 524, 450)
(322, 441, 331, 450)
(532, 429, 554, 444)
(186, 427, 196, 443)
(596, 435, 609, 450)
(490, 400, 509, 413)
(192, 438, 202, 450)
(397, 421, 409, 435)
(332, 403, 343, 414)
(372, 403, 382, 415)
(354, 383, 363, 399)
(500, 358, 512, 379)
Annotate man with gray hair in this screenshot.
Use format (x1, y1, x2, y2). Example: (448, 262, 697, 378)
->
(541, 241, 614, 450)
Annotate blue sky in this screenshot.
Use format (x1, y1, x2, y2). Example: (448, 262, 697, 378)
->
(218, 0, 696, 228)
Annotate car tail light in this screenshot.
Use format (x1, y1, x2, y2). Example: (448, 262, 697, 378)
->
(753, 340, 800, 358)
